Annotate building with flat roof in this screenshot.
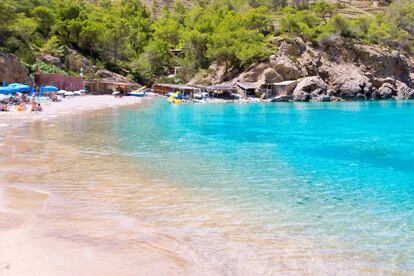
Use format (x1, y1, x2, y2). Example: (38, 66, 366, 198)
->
(84, 80, 140, 95)
(153, 83, 201, 98)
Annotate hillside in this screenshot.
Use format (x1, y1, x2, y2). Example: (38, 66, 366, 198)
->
(0, 0, 412, 92)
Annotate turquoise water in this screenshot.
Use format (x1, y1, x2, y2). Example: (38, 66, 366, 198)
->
(17, 99, 413, 273)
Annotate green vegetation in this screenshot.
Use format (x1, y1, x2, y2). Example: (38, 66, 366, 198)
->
(279, 0, 414, 50)
(0, 0, 412, 84)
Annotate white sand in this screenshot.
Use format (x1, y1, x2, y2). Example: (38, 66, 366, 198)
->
(0, 95, 147, 120)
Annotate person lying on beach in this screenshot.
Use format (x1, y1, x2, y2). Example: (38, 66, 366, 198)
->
(48, 94, 60, 102)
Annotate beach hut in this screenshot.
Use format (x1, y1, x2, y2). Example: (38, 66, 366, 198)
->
(259, 80, 298, 99)
(84, 80, 140, 95)
(203, 85, 238, 99)
(152, 84, 200, 99)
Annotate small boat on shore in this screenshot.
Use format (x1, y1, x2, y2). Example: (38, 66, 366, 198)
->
(128, 86, 147, 97)
(129, 91, 146, 97)
(167, 92, 183, 104)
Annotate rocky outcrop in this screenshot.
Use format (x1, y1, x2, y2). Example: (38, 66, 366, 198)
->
(326, 64, 373, 100)
(0, 52, 31, 84)
(396, 81, 414, 100)
(39, 54, 62, 67)
(293, 76, 328, 102)
(193, 36, 414, 102)
(271, 56, 305, 81)
(377, 83, 396, 99)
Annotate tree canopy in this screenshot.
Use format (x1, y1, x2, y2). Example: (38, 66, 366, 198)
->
(0, 0, 412, 84)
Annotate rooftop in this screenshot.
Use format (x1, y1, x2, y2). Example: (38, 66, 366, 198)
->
(236, 82, 257, 90)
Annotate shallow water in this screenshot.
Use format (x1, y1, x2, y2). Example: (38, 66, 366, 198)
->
(1, 99, 414, 274)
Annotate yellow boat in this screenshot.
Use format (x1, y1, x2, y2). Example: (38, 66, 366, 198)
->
(168, 91, 183, 104)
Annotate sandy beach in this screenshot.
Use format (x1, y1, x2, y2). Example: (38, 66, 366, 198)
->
(0, 95, 212, 276)
(0, 95, 150, 127)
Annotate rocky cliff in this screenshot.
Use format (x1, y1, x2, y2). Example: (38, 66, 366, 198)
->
(0, 52, 31, 84)
(196, 36, 414, 101)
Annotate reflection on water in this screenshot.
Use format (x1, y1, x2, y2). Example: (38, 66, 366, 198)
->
(1, 100, 414, 275)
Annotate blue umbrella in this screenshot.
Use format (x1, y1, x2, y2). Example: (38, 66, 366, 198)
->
(6, 83, 31, 93)
(43, 85, 59, 92)
(0, 87, 14, 94)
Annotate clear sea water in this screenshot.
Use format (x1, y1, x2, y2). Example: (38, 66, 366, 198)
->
(2, 99, 414, 274)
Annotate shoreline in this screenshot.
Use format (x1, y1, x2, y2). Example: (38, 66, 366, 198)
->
(0, 95, 153, 129)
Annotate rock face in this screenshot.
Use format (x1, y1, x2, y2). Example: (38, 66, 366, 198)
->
(378, 83, 396, 99)
(327, 64, 373, 100)
(39, 54, 62, 67)
(191, 36, 414, 102)
(0, 52, 31, 84)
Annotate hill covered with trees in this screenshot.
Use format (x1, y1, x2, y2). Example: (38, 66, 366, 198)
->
(0, 0, 413, 85)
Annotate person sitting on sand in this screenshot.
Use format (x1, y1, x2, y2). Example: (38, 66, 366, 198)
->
(36, 103, 42, 112)
(15, 102, 26, 112)
(21, 94, 28, 103)
(31, 97, 37, 112)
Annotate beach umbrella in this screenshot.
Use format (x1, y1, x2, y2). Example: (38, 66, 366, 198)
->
(31, 87, 37, 97)
(6, 83, 31, 93)
(0, 86, 15, 94)
(43, 85, 59, 92)
(0, 87, 10, 94)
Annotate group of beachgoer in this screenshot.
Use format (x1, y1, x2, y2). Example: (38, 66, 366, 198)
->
(0, 93, 56, 113)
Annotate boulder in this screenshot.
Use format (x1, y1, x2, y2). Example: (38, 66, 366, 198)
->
(293, 91, 310, 102)
(278, 38, 306, 57)
(292, 76, 328, 102)
(0, 52, 31, 84)
(378, 83, 396, 99)
(328, 65, 373, 99)
(268, 95, 293, 102)
(396, 81, 414, 100)
(263, 68, 282, 83)
(272, 56, 304, 80)
(39, 54, 62, 67)
(318, 95, 331, 102)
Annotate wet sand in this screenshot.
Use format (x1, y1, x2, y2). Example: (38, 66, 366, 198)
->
(0, 186, 214, 276)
